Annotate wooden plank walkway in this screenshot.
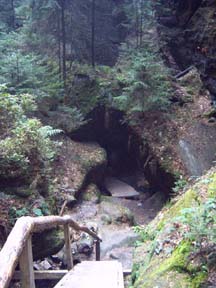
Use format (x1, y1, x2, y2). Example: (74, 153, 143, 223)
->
(54, 261, 124, 288)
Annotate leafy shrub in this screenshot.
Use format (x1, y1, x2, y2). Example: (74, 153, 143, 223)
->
(176, 199, 216, 249)
(0, 86, 61, 179)
(9, 202, 50, 225)
(172, 177, 188, 194)
(113, 49, 172, 114)
(133, 226, 156, 245)
(58, 106, 86, 128)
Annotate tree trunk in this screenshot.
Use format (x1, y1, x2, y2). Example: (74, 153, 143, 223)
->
(139, 0, 144, 47)
(91, 0, 96, 67)
(134, 0, 139, 48)
(11, 0, 15, 29)
(69, 2, 74, 70)
(57, 10, 62, 80)
(61, 0, 66, 89)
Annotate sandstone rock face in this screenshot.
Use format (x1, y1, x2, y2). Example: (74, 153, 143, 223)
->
(179, 123, 216, 176)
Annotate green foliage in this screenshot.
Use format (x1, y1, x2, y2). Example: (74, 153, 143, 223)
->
(176, 199, 216, 249)
(9, 207, 29, 225)
(133, 226, 156, 244)
(57, 105, 87, 129)
(113, 49, 172, 115)
(9, 202, 50, 225)
(0, 31, 62, 97)
(173, 177, 188, 194)
(0, 86, 61, 179)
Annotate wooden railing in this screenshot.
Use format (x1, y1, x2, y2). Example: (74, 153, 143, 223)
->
(0, 215, 102, 288)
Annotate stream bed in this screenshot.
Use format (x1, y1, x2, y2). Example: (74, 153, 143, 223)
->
(68, 175, 166, 270)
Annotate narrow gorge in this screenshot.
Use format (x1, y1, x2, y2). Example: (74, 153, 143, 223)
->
(0, 0, 216, 287)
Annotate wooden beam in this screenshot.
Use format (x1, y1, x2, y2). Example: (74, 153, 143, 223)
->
(0, 217, 34, 288)
(33, 216, 102, 242)
(14, 270, 68, 280)
(174, 65, 194, 79)
(95, 240, 100, 261)
(64, 224, 73, 270)
(0, 215, 102, 288)
(19, 236, 35, 288)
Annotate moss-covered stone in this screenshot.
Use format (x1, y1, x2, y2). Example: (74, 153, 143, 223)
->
(32, 228, 64, 260)
(207, 173, 216, 197)
(99, 197, 135, 225)
(178, 68, 203, 102)
(82, 183, 101, 203)
(3, 186, 36, 198)
(155, 188, 198, 231)
(132, 170, 216, 288)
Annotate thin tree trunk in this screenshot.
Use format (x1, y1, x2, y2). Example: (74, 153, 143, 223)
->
(91, 0, 95, 67)
(61, 0, 66, 89)
(11, 0, 15, 29)
(16, 55, 20, 85)
(139, 0, 144, 47)
(135, 0, 139, 48)
(69, 3, 73, 71)
(57, 10, 62, 80)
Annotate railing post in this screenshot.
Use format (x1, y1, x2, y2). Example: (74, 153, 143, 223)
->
(19, 236, 35, 288)
(95, 240, 100, 261)
(64, 224, 73, 270)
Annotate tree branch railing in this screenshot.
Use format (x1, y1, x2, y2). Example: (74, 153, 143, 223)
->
(0, 215, 102, 288)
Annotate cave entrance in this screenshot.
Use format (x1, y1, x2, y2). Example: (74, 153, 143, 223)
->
(71, 106, 175, 198)
(71, 106, 140, 179)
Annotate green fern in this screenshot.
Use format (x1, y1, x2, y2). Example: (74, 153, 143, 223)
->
(38, 126, 62, 138)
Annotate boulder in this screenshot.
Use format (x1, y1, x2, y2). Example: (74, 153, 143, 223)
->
(32, 228, 64, 260)
(82, 184, 101, 203)
(99, 197, 135, 225)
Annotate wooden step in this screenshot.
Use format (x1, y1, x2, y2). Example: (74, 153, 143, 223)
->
(54, 261, 124, 288)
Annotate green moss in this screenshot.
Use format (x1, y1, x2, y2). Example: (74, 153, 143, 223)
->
(133, 171, 216, 287)
(157, 241, 191, 274)
(131, 263, 142, 284)
(133, 241, 207, 288)
(191, 271, 208, 288)
(156, 189, 197, 230)
(207, 173, 216, 197)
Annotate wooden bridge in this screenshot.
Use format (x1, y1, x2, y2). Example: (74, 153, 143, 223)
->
(0, 216, 125, 288)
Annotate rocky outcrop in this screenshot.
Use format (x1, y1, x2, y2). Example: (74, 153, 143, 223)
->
(32, 229, 65, 260)
(130, 0, 216, 180)
(132, 169, 216, 288)
(156, 0, 216, 78)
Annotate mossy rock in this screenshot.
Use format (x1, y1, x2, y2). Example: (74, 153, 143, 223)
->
(133, 241, 207, 288)
(99, 197, 135, 225)
(134, 270, 191, 288)
(2, 186, 36, 198)
(82, 183, 101, 203)
(207, 173, 216, 197)
(80, 147, 107, 172)
(203, 108, 216, 119)
(154, 188, 198, 231)
(178, 68, 202, 101)
(132, 171, 216, 288)
(32, 228, 64, 260)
